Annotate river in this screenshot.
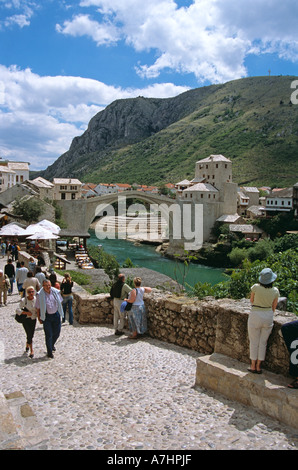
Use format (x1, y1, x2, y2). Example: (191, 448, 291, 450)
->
(87, 230, 226, 288)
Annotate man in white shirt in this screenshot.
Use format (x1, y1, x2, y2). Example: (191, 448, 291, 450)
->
(35, 266, 46, 285)
(16, 261, 29, 295)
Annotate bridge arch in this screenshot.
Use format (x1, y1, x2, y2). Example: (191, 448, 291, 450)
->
(57, 191, 176, 235)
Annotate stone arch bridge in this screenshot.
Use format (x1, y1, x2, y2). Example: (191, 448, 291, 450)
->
(57, 191, 175, 233)
(57, 191, 203, 250)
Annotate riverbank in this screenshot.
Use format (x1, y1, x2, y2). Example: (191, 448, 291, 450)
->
(60, 265, 181, 293)
(87, 231, 226, 287)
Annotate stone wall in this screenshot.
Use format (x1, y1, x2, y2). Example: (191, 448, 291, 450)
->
(72, 286, 296, 377)
(18, 251, 51, 269)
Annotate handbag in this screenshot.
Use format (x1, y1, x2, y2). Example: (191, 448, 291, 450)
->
(125, 288, 138, 311)
(124, 302, 133, 311)
(15, 313, 25, 323)
(120, 288, 137, 312)
(15, 299, 29, 323)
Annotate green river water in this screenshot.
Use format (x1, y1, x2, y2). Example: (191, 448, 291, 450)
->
(87, 230, 226, 288)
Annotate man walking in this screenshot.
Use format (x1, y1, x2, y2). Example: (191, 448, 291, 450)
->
(16, 261, 29, 296)
(4, 258, 15, 294)
(36, 279, 64, 358)
(110, 273, 132, 335)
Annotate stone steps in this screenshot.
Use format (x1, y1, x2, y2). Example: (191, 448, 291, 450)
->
(0, 391, 49, 450)
(195, 353, 298, 430)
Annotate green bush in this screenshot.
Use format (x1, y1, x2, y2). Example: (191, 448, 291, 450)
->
(228, 247, 248, 266)
(56, 270, 91, 286)
(273, 233, 298, 252)
(192, 249, 298, 314)
(247, 239, 274, 262)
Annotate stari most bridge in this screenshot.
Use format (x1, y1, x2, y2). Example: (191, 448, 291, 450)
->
(57, 191, 175, 233)
(56, 190, 203, 251)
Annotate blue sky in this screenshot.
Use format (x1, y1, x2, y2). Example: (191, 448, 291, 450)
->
(0, 0, 298, 172)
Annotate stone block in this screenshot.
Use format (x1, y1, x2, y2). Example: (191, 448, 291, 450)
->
(195, 353, 298, 430)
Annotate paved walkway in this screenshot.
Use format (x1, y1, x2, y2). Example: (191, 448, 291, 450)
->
(0, 258, 298, 450)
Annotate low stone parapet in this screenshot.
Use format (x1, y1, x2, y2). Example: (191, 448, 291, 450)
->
(71, 285, 296, 377)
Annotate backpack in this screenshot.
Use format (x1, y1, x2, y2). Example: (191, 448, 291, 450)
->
(110, 280, 124, 299)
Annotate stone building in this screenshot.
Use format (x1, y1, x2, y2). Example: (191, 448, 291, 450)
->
(176, 155, 238, 243)
(0, 160, 30, 192)
(264, 186, 294, 215)
(53, 178, 82, 200)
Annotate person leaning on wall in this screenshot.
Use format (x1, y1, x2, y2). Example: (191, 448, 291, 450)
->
(247, 268, 279, 374)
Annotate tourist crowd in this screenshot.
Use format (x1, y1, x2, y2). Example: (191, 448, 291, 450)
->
(2, 251, 297, 390)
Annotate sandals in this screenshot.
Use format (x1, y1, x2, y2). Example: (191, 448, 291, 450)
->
(288, 379, 298, 389)
(247, 368, 262, 374)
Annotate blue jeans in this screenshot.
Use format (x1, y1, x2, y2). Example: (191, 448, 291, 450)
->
(62, 295, 73, 325)
(43, 312, 61, 355)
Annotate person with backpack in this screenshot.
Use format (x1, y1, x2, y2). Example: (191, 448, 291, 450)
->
(110, 274, 131, 336)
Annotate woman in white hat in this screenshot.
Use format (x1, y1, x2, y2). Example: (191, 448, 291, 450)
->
(248, 268, 279, 374)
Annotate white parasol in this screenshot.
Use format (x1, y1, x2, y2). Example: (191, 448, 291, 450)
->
(26, 228, 60, 240)
(0, 223, 29, 236)
(36, 219, 61, 235)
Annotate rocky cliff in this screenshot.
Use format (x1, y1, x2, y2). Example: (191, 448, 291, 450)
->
(36, 76, 298, 187)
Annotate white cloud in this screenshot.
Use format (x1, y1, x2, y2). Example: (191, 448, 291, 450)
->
(0, 0, 36, 28)
(57, 0, 298, 84)
(56, 14, 121, 46)
(0, 65, 189, 170)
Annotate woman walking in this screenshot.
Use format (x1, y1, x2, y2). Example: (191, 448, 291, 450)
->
(15, 286, 37, 358)
(125, 277, 152, 339)
(248, 268, 279, 374)
(60, 272, 74, 325)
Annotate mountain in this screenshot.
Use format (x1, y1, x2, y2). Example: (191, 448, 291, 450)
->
(36, 76, 298, 188)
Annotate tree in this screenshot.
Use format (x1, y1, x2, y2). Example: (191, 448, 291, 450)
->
(12, 197, 44, 223)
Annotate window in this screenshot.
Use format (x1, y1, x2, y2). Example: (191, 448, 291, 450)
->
(71, 193, 76, 200)
(61, 193, 66, 200)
